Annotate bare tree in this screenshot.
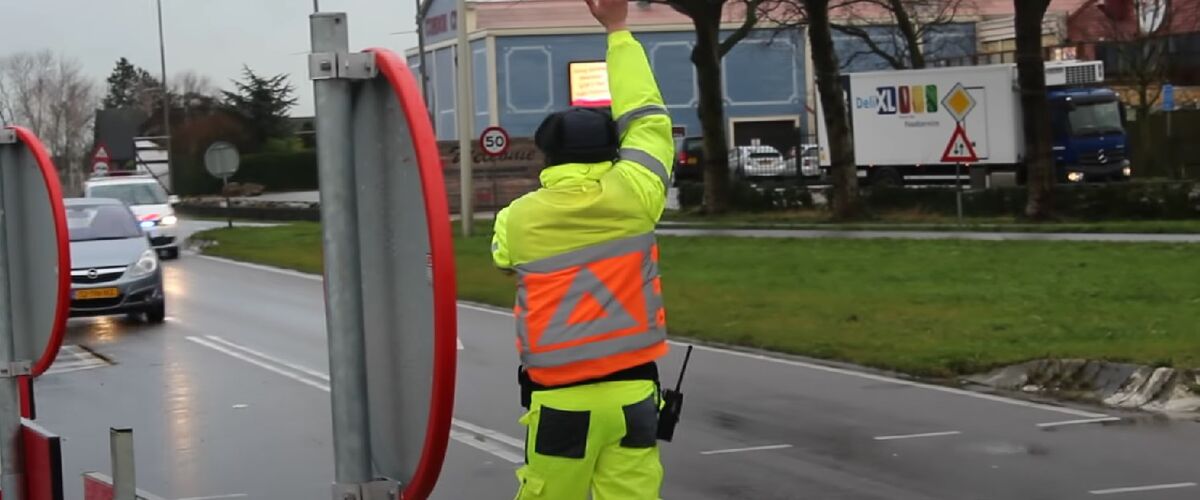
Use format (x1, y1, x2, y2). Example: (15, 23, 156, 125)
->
(806, 0, 861, 219)
(645, 0, 768, 214)
(831, 0, 971, 70)
(763, 0, 861, 218)
(1014, 0, 1053, 220)
(0, 50, 99, 190)
(172, 70, 221, 118)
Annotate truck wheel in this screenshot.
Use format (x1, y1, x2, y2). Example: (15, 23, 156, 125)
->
(870, 167, 903, 187)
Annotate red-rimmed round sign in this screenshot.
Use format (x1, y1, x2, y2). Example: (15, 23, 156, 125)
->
(479, 126, 510, 157)
(363, 47, 458, 500)
(0, 126, 71, 377)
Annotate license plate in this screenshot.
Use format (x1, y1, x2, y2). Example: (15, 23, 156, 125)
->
(74, 288, 119, 300)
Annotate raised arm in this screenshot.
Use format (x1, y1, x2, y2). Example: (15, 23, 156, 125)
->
(587, 0, 674, 219)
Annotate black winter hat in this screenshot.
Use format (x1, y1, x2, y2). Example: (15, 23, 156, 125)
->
(534, 107, 619, 167)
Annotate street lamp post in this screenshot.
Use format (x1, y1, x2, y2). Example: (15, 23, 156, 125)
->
(155, 0, 173, 190)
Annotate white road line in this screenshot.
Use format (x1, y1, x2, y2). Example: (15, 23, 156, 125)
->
(200, 254, 1111, 419)
(194, 255, 322, 282)
(1089, 482, 1198, 495)
(451, 429, 524, 463)
(204, 336, 331, 382)
(873, 431, 962, 441)
(178, 494, 250, 500)
(185, 337, 331, 392)
(452, 418, 525, 449)
(185, 335, 525, 463)
(1036, 417, 1122, 428)
(700, 444, 793, 456)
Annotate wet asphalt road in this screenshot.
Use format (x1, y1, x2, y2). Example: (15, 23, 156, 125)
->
(30, 222, 1200, 499)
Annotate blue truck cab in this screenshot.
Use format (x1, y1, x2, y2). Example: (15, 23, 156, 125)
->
(1047, 86, 1132, 183)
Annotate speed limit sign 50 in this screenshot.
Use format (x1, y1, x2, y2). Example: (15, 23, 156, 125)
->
(480, 126, 510, 157)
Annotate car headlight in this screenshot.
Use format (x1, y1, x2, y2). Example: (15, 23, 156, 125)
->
(140, 220, 156, 229)
(1122, 166, 1132, 177)
(128, 249, 159, 278)
(1067, 172, 1085, 183)
(160, 215, 178, 226)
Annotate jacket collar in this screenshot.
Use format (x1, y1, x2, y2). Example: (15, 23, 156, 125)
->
(539, 162, 613, 188)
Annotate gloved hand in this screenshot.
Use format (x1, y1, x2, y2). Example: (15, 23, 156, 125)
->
(584, 0, 628, 33)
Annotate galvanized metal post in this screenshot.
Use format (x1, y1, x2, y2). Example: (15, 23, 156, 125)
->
(955, 162, 964, 224)
(156, 0, 174, 192)
(454, 0, 475, 236)
(110, 428, 136, 500)
(310, 12, 374, 496)
(0, 137, 26, 500)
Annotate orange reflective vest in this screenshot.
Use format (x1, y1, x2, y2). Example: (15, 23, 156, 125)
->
(514, 232, 668, 386)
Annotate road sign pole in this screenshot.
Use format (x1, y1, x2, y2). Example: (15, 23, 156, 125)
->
(455, 0, 475, 236)
(955, 162, 964, 224)
(0, 138, 27, 500)
(222, 177, 232, 229)
(310, 12, 374, 495)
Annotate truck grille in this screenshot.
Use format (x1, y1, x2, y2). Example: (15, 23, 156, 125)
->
(1078, 149, 1125, 166)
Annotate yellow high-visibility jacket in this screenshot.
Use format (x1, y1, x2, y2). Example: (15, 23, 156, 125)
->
(491, 30, 674, 269)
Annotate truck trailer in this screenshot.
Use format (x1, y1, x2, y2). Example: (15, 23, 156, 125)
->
(816, 60, 1131, 187)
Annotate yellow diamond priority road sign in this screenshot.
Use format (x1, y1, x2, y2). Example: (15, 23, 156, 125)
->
(941, 83, 977, 122)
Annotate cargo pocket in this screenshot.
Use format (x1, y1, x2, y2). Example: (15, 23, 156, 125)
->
(620, 395, 658, 448)
(514, 466, 546, 499)
(534, 406, 590, 459)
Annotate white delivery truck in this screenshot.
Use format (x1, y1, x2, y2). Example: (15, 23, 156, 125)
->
(816, 60, 1131, 186)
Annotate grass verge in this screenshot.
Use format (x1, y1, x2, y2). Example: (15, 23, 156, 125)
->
(662, 210, 1200, 234)
(194, 223, 1200, 378)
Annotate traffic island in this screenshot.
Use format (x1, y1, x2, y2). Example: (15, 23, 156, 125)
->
(969, 360, 1200, 415)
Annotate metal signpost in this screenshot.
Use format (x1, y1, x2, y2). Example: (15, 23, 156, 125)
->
(309, 13, 457, 500)
(203, 142, 241, 228)
(0, 126, 72, 500)
(942, 123, 979, 223)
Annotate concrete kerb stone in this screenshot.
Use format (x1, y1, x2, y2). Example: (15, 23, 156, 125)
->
(968, 359, 1200, 415)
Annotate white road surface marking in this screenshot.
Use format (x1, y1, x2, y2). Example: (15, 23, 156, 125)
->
(1088, 482, 1197, 495)
(873, 431, 962, 441)
(700, 444, 793, 456)
(44, 345, 108, 375)
(1036, 417, 1122, 428)
(186, 334, 525, 464)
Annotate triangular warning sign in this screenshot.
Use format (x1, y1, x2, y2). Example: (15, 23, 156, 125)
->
(542, 268, 638, 345)
(93, 145, 111, 162)
(941, 123, 978, 163)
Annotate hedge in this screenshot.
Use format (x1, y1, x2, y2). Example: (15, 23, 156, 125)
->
(229, 150, 319, 192)
(678, 180, 1200, 220)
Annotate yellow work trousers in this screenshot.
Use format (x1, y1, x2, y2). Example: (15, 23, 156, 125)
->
(514, 380, 663, 500)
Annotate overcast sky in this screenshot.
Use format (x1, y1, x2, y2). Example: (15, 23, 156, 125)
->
(4, 0, 421, 116)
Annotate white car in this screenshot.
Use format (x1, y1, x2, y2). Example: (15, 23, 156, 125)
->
(729, 145, 794, 179)
(84, 175, 181, 259)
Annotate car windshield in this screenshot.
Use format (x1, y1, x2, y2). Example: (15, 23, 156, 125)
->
(88, 182, 167, 206)
(1068, 100, 1123, 136)
(67, 205, 143, 242)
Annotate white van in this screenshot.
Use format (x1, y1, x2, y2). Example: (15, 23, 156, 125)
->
(84, 175, 181, 259)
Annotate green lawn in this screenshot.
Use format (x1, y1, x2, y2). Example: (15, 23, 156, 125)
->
(195, 223, 1200, 378)
(662, 210, 1200, 234)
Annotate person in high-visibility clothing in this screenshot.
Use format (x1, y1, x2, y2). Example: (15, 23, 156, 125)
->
(490, 0, 674, 497)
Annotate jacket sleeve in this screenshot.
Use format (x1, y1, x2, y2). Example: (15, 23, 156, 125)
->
(607, 30, 674, 221)
(491, 207, 513, 270)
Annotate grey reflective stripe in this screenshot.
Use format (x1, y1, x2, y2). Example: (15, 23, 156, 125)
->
(516, 233, 655, 275)
(516, 284, 530, 350)
(619, 148, 671, 188)
(522, 328, 667, 368)
(539, 267, 640, 347)
(617, 104, 669, 135)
